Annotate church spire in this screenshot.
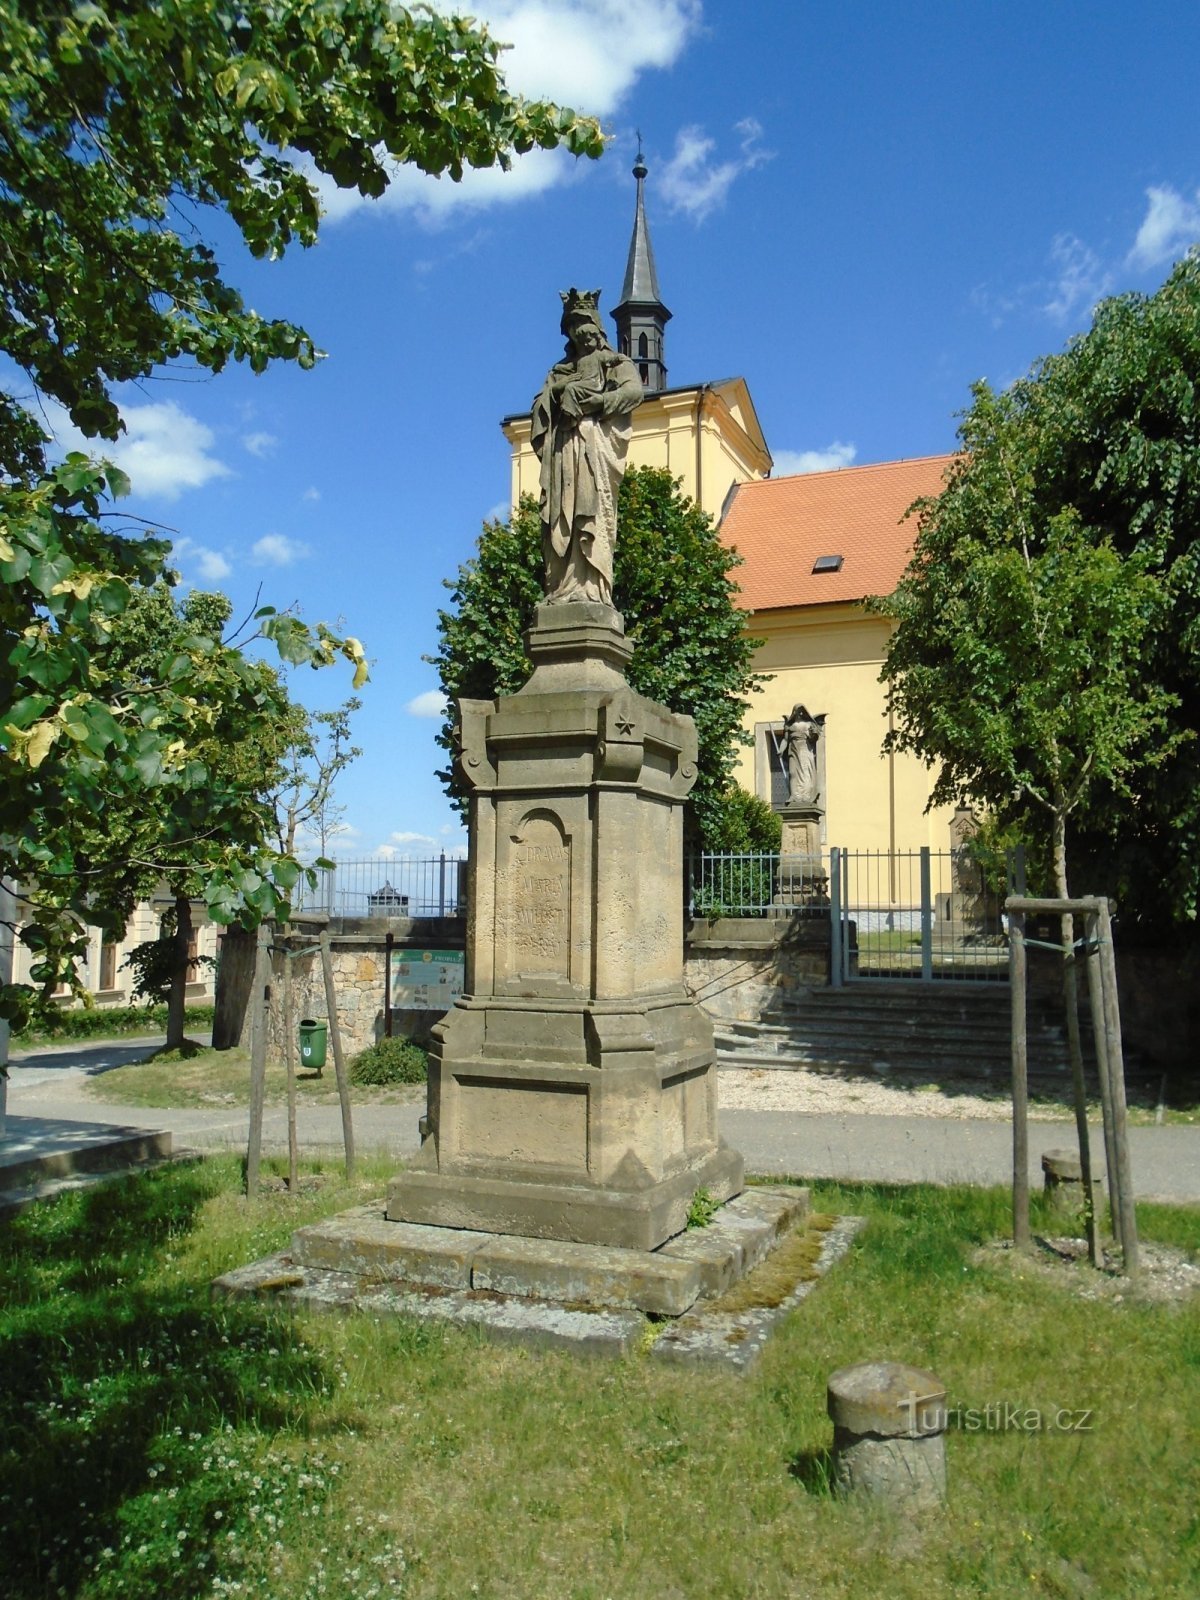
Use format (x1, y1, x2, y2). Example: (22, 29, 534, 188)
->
(612, 140, 671, 393)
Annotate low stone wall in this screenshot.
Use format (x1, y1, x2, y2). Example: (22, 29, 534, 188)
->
(684, 916, 830, 1021)
(244, 915, 465, 1061)
(254, 912, 830, 1060)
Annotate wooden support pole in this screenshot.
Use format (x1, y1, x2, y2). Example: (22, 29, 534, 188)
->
(1097, 900, 1140, 1276)
(1061, 910, 1102, 1268)
(282, 943, 299, 1193)
(320, 929, 356, 1181)
(1010, 911, 1030, 1251)
(245, 921, 270, 1199)
(1083, 909, 1120, 1248)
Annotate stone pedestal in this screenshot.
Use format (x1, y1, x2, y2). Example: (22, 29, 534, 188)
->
(774, 806, 828, 908)
(388, 602, 743, 1251)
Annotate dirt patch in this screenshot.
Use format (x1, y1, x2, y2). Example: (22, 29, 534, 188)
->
(977, 1235, 1200, 1304)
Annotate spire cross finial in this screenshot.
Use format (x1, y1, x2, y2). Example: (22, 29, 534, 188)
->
(633, 131, 647, 181)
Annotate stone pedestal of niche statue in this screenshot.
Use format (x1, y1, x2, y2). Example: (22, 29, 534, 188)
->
(776, 807, 828, 908)
(387, 290, 744, 1250)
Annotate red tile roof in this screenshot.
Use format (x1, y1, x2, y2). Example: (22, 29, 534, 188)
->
(721, 454, 956, 613)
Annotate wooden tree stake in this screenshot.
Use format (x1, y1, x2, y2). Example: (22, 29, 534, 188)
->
(282, 943, 299, 1193)
(245, 921, 270, 1199)
(1097, 899, 1140, 1276)
(1061, 912, 1102, 1268)
(319, 929, 356, 1180)
(1083, 908, 1120, 1248)
(1009, 911, 1031, 1250)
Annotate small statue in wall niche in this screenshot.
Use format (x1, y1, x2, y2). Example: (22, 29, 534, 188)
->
(530, 288, 643, 606)
(773, 703, 826, 808)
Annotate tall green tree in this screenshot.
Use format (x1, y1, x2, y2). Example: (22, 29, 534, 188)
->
(0, 2, 602, 1025)
(21, 583, 307, 1044)
(0, 1, 603, 471)
(879, 383, 1177, 907)
(879, 252, 1200, 929)
(430, 469, 771, 848)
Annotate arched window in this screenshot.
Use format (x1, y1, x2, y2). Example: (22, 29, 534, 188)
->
(638, 333, 648, 358)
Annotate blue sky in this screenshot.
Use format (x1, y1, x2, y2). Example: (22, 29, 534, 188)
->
(40, 1, 1200, 862)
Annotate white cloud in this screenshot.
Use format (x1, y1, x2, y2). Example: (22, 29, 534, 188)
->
(1044, 233, 1112, 321)
(657, 118, 772, 223)
(46, 398, 229, 501)
(242, 430, 278, 458)
(1127, 184, 1200, 270)
(773, 442, 857, 477)
(310, 1, 701, 225)
(251, 532, 310, 566)
(387, 831, 440, 851)
(170, 536, 232, 583)
(312, 145, 577, 227)
(480, 0, 700, 116)
(302, 486, 321, 502)
(406, 690, 448, 719)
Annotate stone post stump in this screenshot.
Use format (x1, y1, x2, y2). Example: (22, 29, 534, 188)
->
(827, 1361, 947, 1508)
(1041, 1148, 1105, 1223)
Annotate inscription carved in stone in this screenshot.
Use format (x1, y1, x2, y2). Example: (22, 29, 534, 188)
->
(508, 813, 570, 979)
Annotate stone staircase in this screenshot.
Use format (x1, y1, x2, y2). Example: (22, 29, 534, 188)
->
(711, 980, 1109, 1092)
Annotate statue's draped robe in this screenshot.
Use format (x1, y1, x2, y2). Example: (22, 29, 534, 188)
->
(531, 349, 643, 604)
(784, 720, 820, 806)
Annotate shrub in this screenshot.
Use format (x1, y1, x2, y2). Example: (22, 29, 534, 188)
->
(21, 1003, 214, 1042)
(349, 1037, 428, 1086)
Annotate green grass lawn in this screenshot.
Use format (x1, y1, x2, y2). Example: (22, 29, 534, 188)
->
(1, 1159, 1196, 1599)
(78, 1045, 425, 1110)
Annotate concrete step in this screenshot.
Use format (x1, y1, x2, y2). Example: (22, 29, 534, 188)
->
(709, 979, 1117, 1085)
(0, 1141, 188, 1220)
(0, 1121, 173, 1191)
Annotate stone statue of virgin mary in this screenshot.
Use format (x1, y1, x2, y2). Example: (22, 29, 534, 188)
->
(530, 288, 643, 605)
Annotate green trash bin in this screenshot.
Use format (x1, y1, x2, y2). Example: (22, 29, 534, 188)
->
(298, 1018, 328, 1071)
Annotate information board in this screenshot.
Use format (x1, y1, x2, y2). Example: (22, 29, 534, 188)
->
(390, 948, 464, 1011)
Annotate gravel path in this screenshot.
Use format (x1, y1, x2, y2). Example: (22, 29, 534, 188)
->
(716, 1067, 1065, 1122)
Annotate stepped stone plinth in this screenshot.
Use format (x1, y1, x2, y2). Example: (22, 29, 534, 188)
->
(387, 602, 744, 1251)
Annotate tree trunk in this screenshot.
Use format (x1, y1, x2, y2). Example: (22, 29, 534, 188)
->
(213, 923, 256, 1049)
(165, 893, 192, 1051)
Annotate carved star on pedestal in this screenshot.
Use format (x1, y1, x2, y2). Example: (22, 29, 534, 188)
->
(615, 715, 636, 737)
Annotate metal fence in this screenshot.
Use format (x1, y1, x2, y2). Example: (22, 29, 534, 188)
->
(684, 846, 1020, 983)
(299, 847, 1018, 980)
(829, 846, 1019, 984)
(684, 850, 786, 919)
(292, 854, 467, 919)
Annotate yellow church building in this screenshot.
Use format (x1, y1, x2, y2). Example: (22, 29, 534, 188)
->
(502, 153, 960, 878)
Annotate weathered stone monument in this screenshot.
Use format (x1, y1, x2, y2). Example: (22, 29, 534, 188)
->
(771, 703, 828, 908)
(387, 289, 744, 1250)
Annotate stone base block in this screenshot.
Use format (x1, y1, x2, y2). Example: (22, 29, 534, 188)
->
(470, 1235, 701, 1315)
(291, 1208, 489, 1289)
(387, 1140, 744, 1252)
(661, 1183, 809, 1294)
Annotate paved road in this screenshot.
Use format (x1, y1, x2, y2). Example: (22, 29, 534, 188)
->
(4, 1039, 1199, 1203)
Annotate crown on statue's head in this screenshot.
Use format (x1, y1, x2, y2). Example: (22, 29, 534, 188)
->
(559, 287, 604, 336)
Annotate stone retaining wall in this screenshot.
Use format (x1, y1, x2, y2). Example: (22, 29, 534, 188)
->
(263, 912, 831, 1058)
(684, 916, 830, 1021)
